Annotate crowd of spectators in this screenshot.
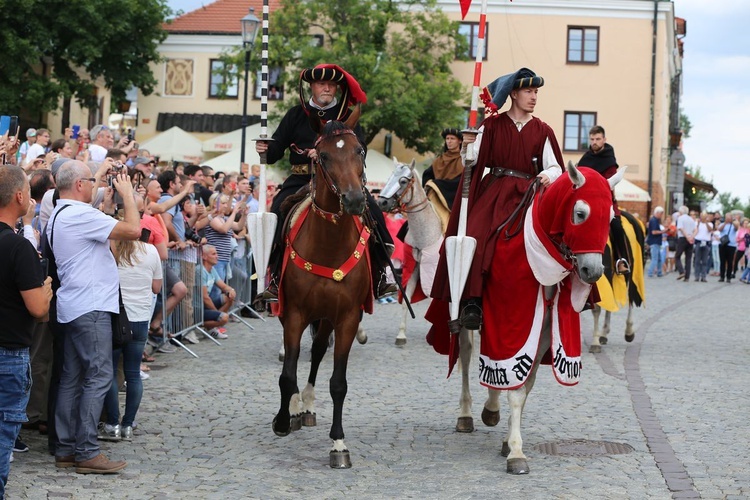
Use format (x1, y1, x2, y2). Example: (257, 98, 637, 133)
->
(645, 205, 749, 283)
(0, 124, 277, 485)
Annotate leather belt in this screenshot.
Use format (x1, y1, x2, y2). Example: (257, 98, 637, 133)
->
(291, 164, 309, 175)
(489, 167, 533, 180)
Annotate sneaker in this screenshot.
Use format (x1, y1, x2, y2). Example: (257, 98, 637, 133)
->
(13, 437, 29, 453)
(156, 342, 177, 353)
(209, 328, 228, 340)
(75, 453, 126, 474)
(121, 426, 133, 442)
(140, 370, 150, 380)
(183, 331, 200, 344)
(97, 422, 121, 442)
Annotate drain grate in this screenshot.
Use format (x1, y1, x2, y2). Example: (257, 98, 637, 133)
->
(534, 439, 634, 457)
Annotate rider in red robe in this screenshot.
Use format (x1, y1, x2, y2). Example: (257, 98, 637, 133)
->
(426, 68, 564, 352)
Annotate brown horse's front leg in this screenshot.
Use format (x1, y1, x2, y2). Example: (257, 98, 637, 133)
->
(328, 314, 358, 468)
(273, 316, 305, 437)
(301, 320, 333, 427)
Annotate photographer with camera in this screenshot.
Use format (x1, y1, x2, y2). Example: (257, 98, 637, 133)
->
(0, 165, 53, 495)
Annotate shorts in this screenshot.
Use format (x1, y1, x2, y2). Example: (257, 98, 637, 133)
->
(166, 267, 180, 292)
(204, 309, 223, 322)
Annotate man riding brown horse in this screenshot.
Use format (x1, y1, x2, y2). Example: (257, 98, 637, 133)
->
(254, 64, 397, 304)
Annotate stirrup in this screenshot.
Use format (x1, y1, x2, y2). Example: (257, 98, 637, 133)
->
(459, 302, 483, 331)
(615, 258, 630, 275)
(252, 280, 279, 309)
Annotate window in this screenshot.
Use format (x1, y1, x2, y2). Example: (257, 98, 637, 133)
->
(209, 59, 238, 98)
(564, 112, 597, 151)
(255, 66, 284, 100)
(567, 27, 599, 64)
(458, 22, 488, 60)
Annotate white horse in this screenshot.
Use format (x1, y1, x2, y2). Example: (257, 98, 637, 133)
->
(376, 158, 444, 345)
(449, 164, 623, 474)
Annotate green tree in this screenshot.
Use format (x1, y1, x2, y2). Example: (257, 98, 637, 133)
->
(224, 0, 469, 154)
(0, 0, 171, 118)
(679, 108, 692, 139)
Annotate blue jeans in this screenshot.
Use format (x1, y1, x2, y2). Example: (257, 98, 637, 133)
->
(55, 311, 113, 462)
(648, 243, 663, 277)
(0, 347, 31, 497)
(104, 321, 148, 428)
(213, 260, 229, 282)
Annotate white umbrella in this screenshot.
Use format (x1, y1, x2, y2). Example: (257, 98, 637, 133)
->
(139, 126, 203, 163)
(615, 177, 651, 202)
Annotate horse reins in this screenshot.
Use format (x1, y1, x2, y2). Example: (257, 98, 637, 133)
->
(299, 129, 366, 224)
(391, 175, 431, 215)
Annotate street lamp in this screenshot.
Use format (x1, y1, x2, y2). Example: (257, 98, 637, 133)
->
(240, 8, 261, 165)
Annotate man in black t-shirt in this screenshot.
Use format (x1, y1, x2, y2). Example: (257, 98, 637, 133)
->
(0, 165, 52, 497)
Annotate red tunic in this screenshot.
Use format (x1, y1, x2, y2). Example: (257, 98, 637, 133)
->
(430, 112, 564, 302)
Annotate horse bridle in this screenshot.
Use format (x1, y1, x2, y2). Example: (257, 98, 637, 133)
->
(388, 172, 431, 214)
(305, 128, 366, 224)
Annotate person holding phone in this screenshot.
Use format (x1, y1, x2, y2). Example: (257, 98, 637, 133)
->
(23, 129, 50, 169)
(0, 165, 53, 495)
(205, 194, 247, 282)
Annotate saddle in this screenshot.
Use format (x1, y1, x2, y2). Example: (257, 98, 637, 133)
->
(424, 179, 451, 233)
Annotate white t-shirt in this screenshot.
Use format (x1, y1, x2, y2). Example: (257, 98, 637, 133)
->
(694, 221, 712, 243)
(676, 214, 696, 239)
(117, 243, 163, 321)
(47, 199, 119, 323)
(89, 143, 108, 162)
(24, 143, 46, 165)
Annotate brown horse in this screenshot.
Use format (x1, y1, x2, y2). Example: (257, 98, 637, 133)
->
(271, 108, 371, 469)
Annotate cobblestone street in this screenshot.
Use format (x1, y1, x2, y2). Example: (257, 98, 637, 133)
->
(8, 275, 749, 499)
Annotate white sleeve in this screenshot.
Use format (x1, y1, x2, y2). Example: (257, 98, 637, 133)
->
(22, 225, 38, 249)
(541, 138, 562, 183)
(460, 125, 485, 168)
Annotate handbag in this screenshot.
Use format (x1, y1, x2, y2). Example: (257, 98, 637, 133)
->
(720, 234, 730, 246)
(112, 287, 134, 348)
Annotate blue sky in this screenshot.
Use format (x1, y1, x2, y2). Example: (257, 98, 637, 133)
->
(166, 0, 750, 202)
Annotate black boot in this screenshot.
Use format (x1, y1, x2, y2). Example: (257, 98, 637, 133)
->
(459, 298, 483, 330)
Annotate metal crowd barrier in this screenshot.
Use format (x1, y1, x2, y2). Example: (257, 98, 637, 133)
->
(225, 246, 265, 329)
(158, 246, 216, 358)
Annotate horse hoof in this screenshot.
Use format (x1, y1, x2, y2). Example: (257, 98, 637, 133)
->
(625, 333, 635, 343)
(599, 337, 608, 345)
(455, 416, 474, 433)
(481, 407, 500, 427)
(357, 333, 368, 345)
(506, 458, 529, 475)
(272, 417, 291, 437)
(589, 344, 602, 354)
(501, 441, 510, 457)
(301, 411, 317, 427)
(290, 415, 302, 432)
(329, 450, 352, 469)
(395, 338, 407, 346)
(278, 352, 285, 362)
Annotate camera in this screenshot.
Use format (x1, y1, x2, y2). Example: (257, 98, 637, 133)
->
(139, 228, 151, 243)
(184, 227, 202, 244)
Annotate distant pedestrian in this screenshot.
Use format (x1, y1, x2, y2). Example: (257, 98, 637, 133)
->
(646, 206, 665, 277)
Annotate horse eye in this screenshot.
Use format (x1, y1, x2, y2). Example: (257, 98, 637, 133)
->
(399, 178, 408, 186)
(572, 200, 590, 225)
(318, 152, 329, 162)
(355, 147, 364, 156)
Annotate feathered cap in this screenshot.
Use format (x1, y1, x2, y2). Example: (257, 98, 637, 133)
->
(480, 68, 544, 113)
(298, 64, 367, 121)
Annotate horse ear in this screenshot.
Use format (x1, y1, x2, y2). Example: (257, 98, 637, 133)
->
(608, 165, 627, 190)
(392, 156, 399, 166)
(568, 161, 586, 189)
(308, 113, 323, 135)
(344, 104, 361, 130)
(410, 159, 416, 171)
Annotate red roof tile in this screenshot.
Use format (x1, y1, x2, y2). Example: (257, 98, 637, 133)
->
(165, 0, 282, 35)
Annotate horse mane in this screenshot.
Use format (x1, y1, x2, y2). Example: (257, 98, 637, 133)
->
(320, 120, 351, 138)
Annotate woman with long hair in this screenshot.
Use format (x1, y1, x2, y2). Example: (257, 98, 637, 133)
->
(99, 239, 162, 442)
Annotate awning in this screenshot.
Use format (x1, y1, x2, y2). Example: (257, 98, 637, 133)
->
(684, 173, 717, 196)
(139, 126, 203, 163)
(202, 123, 275, 153)
(615, 178, 651, 202)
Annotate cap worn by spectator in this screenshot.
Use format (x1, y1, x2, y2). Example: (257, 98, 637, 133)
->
(134, 157, 155, 166)
(26, 128, 37, 138)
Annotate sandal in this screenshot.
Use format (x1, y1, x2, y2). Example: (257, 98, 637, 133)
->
(142, 352, 156, 363)
(149, 324, 163, 337)
(140, 363, 151, 372)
